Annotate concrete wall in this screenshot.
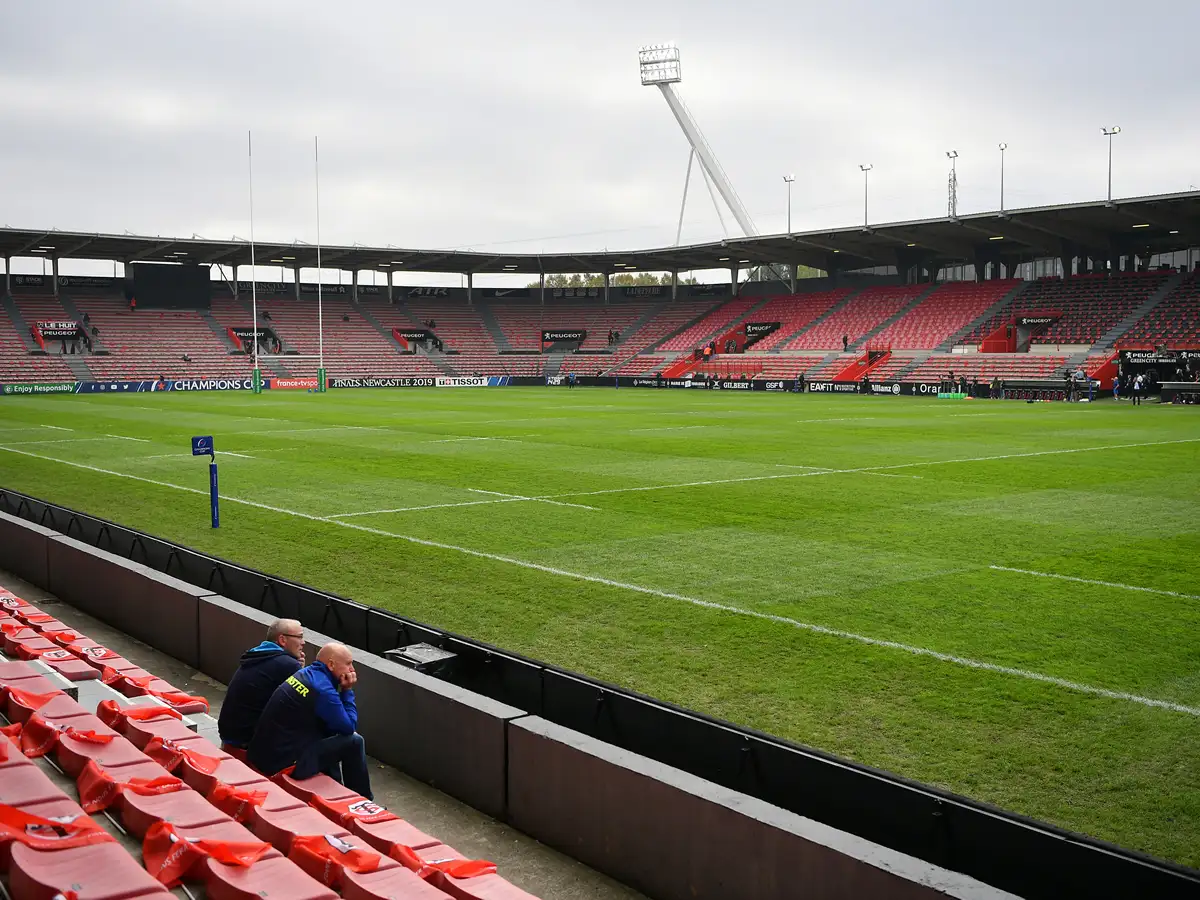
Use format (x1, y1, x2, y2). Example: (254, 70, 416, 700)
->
(0, 511, 1016, 900)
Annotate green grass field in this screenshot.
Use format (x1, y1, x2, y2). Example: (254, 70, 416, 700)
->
(1, 387, 1198, 865)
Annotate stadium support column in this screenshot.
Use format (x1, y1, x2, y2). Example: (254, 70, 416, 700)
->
(790, 263, 798, 293)
(604, 273, 610, 305)
(467, 272, 473, 305)
(352, 270, 358, 301)
(671, 269, 678, 300)
(539, 271, 545, 306)
(730, 264, 739, 297)
(51, 258, 59, 296)
(230, 265, 238, 300)
(387, 271, 393, 302)
(4, 258, 8, 295)
(294, 268, 300, 300)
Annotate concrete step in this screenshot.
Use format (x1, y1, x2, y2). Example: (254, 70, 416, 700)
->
(476, 302, 515, 352)
(57, 294, 107, 353)
(198, 310, 242, 352)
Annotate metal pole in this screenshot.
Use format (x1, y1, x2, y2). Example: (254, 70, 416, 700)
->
(859, 165, 873, 228)
(1102, 127, 1120, 204)
(999, 143, 1007, 213)
(783, 174, 794, 234)
(248, 131, 259, 388)
(315, 135, 324, 385)
(676, 149, 694, 246)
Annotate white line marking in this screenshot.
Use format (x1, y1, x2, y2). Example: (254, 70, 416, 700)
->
(105, 434, 150, 443)
(219, 451, 258, 459)
(329, 498, 527, 517)
(1, 437, 135, 446)
(40, 425, 73, 431)
(466, 488, 597, 511)
(4, 443, 1199, 717)
(543, 439, 1200, 501)
(425, 436, 495, 443)
(795, 417, 880, 424)
(630, 424, 711, 433)
(230, 426, 384, 436)
(989, 566, 1200, 601)
(776, 464, 918, 480)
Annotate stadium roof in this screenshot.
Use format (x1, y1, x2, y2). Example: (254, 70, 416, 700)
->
(2, 190, 1197, 278)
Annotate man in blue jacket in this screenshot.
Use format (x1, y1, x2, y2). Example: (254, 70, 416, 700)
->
(248, 642, 372, 800)
(218, 619, 305, 750)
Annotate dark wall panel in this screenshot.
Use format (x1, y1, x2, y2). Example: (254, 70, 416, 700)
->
(507, 716, 1013, 900)
(0, 511, 52, 588)
(46, 535, 204, 667)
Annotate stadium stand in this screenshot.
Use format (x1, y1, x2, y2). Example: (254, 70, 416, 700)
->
(657, 296, 760, 352)
(744, 289, 853, 351)
(1116, 270, 1200, 347)
(77, 295, 253, 381)
(741, 353, 829, 379)
(400, 299, 543, 376)
(870, 281, 1021, 350)
(489, 300, 655, 352)
(0, 313, 77, 384)
(0, 585, 544, 900)
(784, 284, 927, 350)
(962, 272, 1172, 347)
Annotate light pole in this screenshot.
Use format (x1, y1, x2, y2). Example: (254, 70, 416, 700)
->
(859, 165, 872, 228)
(1102, 126, 1121, 203)
(998, 143, 1007, 213)
(783, 174, 795, 234)
(946, 150, 959, 218)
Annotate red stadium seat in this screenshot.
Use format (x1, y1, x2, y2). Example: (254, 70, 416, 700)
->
(274, 772, 358, 804)
(0, 764, 68, 808)
(120, 786, 232, 838)
(56, 729, 145, 779)
(288, 832, 399, 891)
(203, 854, 339, 900)
(34, 649, 99, 682)
(251, 805, 351, 854)
(399, 844, 537, 900)
(0, 797, 90, 872)
(120, 715, 201, 750)
(309, 795, 439, 855)
(9, 841, 172, 900)
(342, 865, 452, 900)
(182, 756, 264, 795)
(5, 687, 87, 725)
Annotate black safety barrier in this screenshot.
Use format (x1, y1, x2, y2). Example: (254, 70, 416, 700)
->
(0, 487, 1197, 899)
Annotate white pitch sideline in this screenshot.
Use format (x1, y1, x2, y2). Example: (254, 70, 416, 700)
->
(329, 488, 598, 518)
(1, 441, 1197, 718)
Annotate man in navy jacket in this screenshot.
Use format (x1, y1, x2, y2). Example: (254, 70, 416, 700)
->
(248, 642, 372, 800)
(218, 619, 305, 750)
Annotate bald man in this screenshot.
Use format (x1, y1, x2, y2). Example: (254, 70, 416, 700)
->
(248, 641, 372, 800)
(218, 619, 305, 751)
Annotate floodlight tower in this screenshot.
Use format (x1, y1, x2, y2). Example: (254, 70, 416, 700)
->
(639, 44, 758, 238)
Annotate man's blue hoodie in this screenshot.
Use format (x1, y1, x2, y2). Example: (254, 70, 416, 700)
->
(217, 641, 302, 748)
(247, 660, 358, 777)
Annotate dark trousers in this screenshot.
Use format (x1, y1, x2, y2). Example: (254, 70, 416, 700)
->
(293, 732, 373, 800)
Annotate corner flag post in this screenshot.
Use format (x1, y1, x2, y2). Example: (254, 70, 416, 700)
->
(192, 436, 219, 528)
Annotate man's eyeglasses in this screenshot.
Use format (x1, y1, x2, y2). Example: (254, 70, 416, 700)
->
(281, 633, 304, 640)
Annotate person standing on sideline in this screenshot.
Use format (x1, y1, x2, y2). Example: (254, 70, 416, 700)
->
(249, 642, 373, 800)
(1132, 373, 1144, 405)
(1112, 373, 1120, 401)
(218, 619, 305, 752)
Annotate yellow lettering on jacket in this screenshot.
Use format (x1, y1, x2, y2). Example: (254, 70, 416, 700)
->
(286, 675, 310, 697)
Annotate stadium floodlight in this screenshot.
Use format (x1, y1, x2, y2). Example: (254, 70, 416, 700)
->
(1102, 127, 1121, 203)
(946, 151, 959, 218)
(638, 44, 681, 84)
(639, 43, 757, 239)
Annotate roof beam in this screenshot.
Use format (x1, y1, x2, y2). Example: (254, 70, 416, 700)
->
(955, 220, 1057, 255)
(1002, 215, 1112, 253)
(13, 231, 53, 256)
(880, 229, 977, 260)
(61, 235, 102, 258)
(125, 240, 177, 263)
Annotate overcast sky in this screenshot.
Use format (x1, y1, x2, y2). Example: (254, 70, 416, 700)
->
(1, 1, 1197, 283)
